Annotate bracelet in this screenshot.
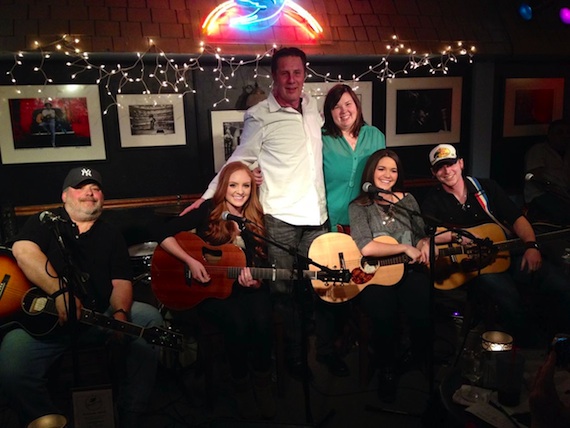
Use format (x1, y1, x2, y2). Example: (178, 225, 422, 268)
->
(525, 241, 540, 251)
(50, 288, 68, 299)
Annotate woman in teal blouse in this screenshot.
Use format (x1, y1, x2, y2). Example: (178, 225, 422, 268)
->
(322, 84, 386, 231)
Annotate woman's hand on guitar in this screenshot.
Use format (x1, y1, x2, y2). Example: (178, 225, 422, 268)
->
(178, 198, 205, 216)
(404, 245, 424, 264)
(418, 238, 437, 265)
(237, 267, 261, 288)
(187, 258, 211, 283)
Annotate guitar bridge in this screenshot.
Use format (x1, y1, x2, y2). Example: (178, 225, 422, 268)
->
(183, 265, 192, 286)
(0, 273, 10, 298)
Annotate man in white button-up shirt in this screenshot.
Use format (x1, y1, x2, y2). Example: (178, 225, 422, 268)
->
(184, 47, 349, 380)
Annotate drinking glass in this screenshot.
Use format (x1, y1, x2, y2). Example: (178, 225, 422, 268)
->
(460, 348, 484, 401)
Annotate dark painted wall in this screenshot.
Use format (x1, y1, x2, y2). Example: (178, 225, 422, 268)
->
(0, 54, 568, 212)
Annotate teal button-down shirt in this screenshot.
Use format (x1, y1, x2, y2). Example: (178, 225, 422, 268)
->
(322, 124, 386, 230)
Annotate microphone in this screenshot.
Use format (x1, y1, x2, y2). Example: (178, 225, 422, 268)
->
(525, 173, 550, 186)
(221, 211, 251, 225)
(362, 182, 393, 195)
(39, 211, 67, 224)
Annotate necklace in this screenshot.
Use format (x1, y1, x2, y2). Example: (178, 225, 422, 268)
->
(458, 187, 469, 211)
(343, 132, 357, 150)
(375, 202, 396, 225)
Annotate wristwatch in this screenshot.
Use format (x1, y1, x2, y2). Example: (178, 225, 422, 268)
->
(525, 241, 540, 251)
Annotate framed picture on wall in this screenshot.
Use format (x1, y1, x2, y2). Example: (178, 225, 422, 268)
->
(386, 77, 462, 147)
(117, 94, 187, 148)
(210, 110, 246, 172)
(303, 81, 373, 125)
(503, 78, 564, 137)
(0, 84, 106, 164)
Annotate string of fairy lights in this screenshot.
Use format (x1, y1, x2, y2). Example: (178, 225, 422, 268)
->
(3, 34, 476, 112)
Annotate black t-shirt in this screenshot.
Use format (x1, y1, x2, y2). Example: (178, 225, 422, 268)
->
(15, 207, 133, 312)
(421, 177, 522, 230)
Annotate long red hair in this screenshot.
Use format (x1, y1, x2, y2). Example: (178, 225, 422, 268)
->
(204, 161, 266, 258)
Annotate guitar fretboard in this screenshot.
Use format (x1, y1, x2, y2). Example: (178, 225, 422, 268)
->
(226, 267, 317, 281)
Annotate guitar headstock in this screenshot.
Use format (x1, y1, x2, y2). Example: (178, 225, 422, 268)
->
(316, 269, 352, 283)
(143, 326, 185, 351)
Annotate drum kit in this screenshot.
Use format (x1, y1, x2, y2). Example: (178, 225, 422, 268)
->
(128, 241, 158, 284)
(127, 241, 198, 368)
(128, 241, 159, 307)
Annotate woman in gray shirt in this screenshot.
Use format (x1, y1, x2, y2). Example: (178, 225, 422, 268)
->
(349, 149, 432, 403)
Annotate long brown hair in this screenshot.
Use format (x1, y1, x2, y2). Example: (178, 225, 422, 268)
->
(205, 161, 266, 257)
(322, 84, 365, 138)
(353, 149, 405, 206)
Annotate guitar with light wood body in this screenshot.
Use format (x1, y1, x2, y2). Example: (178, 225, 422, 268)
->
(308, 225, 570, 302)
(308, 232, 410, 303)
(433, 223, 570, 290)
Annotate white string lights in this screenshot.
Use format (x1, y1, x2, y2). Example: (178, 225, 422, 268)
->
(3, 35, 476, 112)
(307, 37, 476, 83)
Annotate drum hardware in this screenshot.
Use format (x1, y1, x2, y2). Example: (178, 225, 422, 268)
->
(128, 242, 158, 285)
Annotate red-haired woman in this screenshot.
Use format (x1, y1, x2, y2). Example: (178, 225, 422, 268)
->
(153, 161, 274, 420)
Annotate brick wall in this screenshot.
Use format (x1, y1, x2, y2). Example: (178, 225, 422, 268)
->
(0, 0, 567, 57)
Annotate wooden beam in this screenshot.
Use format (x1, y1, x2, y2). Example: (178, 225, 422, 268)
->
(14, 194, 201, 217)
(14, 178, 437, 217)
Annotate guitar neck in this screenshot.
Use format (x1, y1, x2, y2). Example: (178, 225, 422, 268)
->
(374, 254, 411, 266)
(35, 293, 182, 350)
(497, 228, 570, 253)
(438, 227, 570, 255)
(80, 309, 145, 337)
(227, 266, 316, 281)
(40, 298, 144, 337)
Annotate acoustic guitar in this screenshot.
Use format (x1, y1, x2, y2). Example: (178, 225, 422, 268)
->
(0, 248, 183, 351)
(307, 225, 570, 303)
(308, 232, 411, 303)
(434, 223, 570, 290)
(150, 232, 350, 310)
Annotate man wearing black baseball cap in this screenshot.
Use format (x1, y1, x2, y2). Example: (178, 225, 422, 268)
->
(61, 166, 103, 191)
(0, 166, 163, 427)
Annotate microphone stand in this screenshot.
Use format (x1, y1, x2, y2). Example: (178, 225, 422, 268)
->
(370, 193, 440, 398)
(528, 177, 570, 205)
(43, 218, 92, 386)
(367, 194, 491, 398)
(235, 220, 347, 426)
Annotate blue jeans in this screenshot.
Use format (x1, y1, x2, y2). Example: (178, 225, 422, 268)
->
(39, 118, 56, 146)
(0, 301, 162, 426)
(469, 254, 570, 339)
(263, 215, 332, 360)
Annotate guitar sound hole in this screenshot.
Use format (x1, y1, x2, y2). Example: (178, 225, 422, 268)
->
(202, 247, 222, 264)
(360, 257, 378, 274)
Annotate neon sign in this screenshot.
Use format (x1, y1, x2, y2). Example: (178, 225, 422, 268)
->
(202, 0, 323, 39)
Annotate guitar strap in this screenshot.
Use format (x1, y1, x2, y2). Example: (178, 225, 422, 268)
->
(466, 176, 511, 235)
